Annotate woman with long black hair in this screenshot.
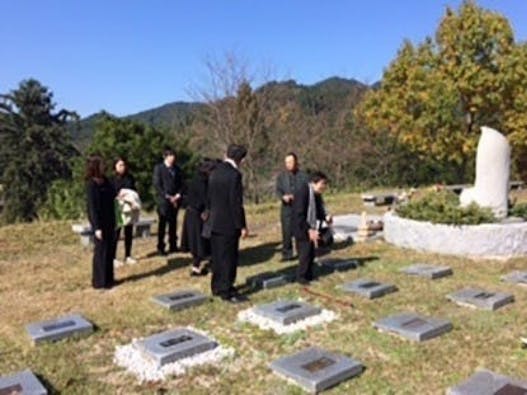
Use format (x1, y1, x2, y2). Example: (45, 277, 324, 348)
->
(180, 159, 218, 276)
(112, 156, 138, 266)
(86, 155, 116, 289)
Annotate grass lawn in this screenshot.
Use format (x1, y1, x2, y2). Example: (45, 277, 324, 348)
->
(1, 191, 526, 394)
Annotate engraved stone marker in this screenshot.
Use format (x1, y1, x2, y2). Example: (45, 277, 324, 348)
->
(401, 264, 453, 279)
(151, 290, 208, 311)
(447, 288, 514, 311)
(447, 370, 527, 395)
(373, 312, 452, 342)
(340, 278, 397, 299)
(0, 370, 47, 395)
(270, 347, 363, 393)
(502, 271, 527, 286)
(26, 314, 93, 345)
(135, 328, 217, 367)
(247, 273, 294, 290)
(253, 300, 322, 325)
(319, 259, 358, 273)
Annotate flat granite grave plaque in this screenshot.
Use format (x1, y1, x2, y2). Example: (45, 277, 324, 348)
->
(502, 271, 527, 286)
(0, 370, 47, 395)
(254, 301, 322, 325)
(247, 273, 294, 289)
(401, 264, 453, 279)
(340, 278, 397, 299)
(447, 370, 527, 395)
(151, 290, 208, 311)
(271, 347, 363, 393)
(319, 259, 358, 273)
(26, 314, 93, 345)
(135, 328, 217, 367)
(447, 288, 514, 311)
(373, 312, 452, 342)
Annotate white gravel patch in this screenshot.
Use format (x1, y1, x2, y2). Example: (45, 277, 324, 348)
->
(237, 307, 337, 334)
(113, 327, 235, 383)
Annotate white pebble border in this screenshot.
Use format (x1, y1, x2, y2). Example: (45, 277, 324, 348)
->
(237, 307, 337, 334)
(113, 327, 235, 383)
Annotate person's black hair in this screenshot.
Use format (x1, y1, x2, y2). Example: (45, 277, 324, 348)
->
(285, 152, 298, 162)
(199, 159, 219, 176)
(226, 144, 247, 163)
(114, 156, 129, 176)
(310, 171, 329, 183)
(163, 147, 176, 158)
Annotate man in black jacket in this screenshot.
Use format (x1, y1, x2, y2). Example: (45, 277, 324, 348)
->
(292, 171, 332, 285)
(153, 148, 184, 256)
(207, 144, 249, 303)
(276, 152, 309, 261)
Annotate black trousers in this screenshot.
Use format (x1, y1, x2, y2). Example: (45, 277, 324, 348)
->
(210, 231, 240, 297)
(115, 224, 133, 258)
(157, 209, 178, 252)
(296, 238, 315, 281)
(280, 206, 294, 258)
(92, 228, 116, 289)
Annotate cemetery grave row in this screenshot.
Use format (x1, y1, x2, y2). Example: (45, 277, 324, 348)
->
(2, 262, 527, 393)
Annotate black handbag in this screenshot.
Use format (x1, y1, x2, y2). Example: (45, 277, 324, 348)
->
(318, 226, 334, 248)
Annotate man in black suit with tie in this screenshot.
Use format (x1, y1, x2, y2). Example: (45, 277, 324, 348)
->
(153, 148, 184, 256)
(207, 144, 249, 303)
(292, 171, 332, 285)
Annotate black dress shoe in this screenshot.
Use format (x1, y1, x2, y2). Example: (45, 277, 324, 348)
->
(157, 249, 167, 256)
(221, 293, 249, 304)
(280, 256, 296, 262)
(296, 278, 311, 286)
(190, 268, 209, 276)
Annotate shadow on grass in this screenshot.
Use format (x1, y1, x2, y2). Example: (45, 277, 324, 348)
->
(237, 255, 379, 297)
(239, 241, 281, 267)
(35, 373, 58, 395)
(116, 254, 193, 284)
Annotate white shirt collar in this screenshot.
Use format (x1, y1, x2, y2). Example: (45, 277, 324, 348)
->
(224, 158, 238, 169)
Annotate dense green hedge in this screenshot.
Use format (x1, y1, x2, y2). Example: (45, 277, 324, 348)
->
(396, 190, 496, 225)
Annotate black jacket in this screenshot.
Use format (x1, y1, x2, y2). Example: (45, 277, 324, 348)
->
(276, 169, 309, 206)
(184, 174, 208, 213)
(87, 178, 116, 231)
(292, 183, 326, 241)
(112, 173, 136, 193)
(207, 161, 246, 235)
(153, 163, 184, 214)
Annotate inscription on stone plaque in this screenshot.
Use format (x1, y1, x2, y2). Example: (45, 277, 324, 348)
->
(160, 335, 193, 348)
(301, 357, 336, 373)
(401, 318, 427, 329)
(168, 293, 194, 301)
(0, 384, 23, 395)
(494, 384, 527, 395)
(474, 292, 495, 299)
(276, 304, 302, 313)
(359, 282, 380, 289)
(42, 320, 76, 332)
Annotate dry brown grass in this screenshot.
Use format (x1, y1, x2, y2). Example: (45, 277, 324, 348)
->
(1, 191, 527, 394)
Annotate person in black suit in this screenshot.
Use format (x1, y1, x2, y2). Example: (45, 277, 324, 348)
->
(276, 152, 309, 261)
(207, 144, 249, 303)
(112, 156, 137, 266)
(86, 155, 117, 290)
(180, 159, 218, 276)
(292, 171, 332, 285)
(153, 148, 184, 256)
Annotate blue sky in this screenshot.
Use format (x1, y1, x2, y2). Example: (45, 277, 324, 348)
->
(1, 1, 525, 117)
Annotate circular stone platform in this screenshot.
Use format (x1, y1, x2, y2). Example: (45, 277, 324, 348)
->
(383, 212, 527, 259)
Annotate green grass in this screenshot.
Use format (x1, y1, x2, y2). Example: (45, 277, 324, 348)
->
(1, 191, 527, 394)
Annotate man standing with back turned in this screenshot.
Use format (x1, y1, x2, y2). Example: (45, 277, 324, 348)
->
(275, 152, 309, 261)
(153, 148, 183, 256)
(207, 144, 249, 303)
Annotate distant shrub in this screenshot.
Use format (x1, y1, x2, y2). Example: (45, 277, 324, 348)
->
(39, 179, 85, 221)
(509, 202, 527, 219)
(396, 190, 496, 225)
